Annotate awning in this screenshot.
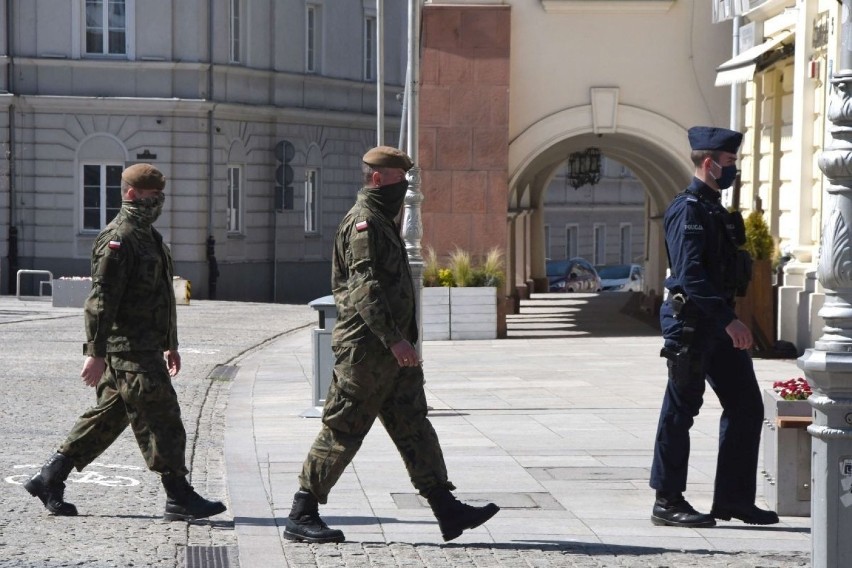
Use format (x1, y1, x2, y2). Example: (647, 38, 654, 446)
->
(715, 31, 794, 87)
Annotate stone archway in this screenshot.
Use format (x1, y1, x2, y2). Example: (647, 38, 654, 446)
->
(507, 104, 693, 301)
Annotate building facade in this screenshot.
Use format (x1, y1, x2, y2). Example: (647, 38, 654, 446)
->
(0, 0, 408, 302)
(543, 158, 645, 267)
(713, 0, 837, 351)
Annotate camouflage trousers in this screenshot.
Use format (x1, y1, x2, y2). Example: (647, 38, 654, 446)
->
(299, 342, 455, 504)
(59, 351, 188, 476)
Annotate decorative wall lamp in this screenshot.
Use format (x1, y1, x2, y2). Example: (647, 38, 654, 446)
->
(566, 147, 602, 189)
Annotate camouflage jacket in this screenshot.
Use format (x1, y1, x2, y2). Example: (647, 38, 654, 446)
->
(331, 186, 417, 349)
(82, 207, 178, 357)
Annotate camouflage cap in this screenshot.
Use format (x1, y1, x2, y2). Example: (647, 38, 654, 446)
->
(362, 146, 413, 171)
(122, 163, 166, 190)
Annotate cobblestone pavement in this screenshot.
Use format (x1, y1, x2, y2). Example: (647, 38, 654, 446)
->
(278, 542, 809, 567)
(0, 297, 813, 567)
(1, 298, 313, 568)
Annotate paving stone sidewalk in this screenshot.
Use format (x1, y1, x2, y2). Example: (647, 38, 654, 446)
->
(1, 294, 815, 567)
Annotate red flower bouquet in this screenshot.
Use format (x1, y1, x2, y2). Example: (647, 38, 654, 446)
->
(772, 377, 812, 401)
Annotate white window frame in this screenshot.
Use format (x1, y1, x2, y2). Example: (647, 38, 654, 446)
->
(73, 0, 135, 59)
(81, 0, 132, 58)
(593, 223, 606, 265)
(620, 223, 632, 264)
(364, 15, 376, 81)
(227, 165, 243, 234)
(305, 168, 319, 234)
(306, 4, 321, 73)
(229, 0, 242, 64)
(81, 163, 124, 232)
(544, 224, 551, 259)
(565, 224, 579, 259)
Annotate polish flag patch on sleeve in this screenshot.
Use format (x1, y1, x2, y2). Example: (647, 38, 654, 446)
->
(108, 240, 122, 250)
(355, 221, 369, 232)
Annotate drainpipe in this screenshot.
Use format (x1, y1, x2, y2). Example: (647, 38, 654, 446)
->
(206, 0, 218, 299)
(730, 16, 742, 131)
(728, 15, 742, 211)
(800, 1, 852, 565)
(6, 0, 16, 294)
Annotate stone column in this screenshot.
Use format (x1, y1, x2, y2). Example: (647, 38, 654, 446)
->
(799, 6, 852, 563)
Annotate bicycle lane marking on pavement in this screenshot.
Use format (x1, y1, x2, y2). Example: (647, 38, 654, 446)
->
(6, 462, 143, 487)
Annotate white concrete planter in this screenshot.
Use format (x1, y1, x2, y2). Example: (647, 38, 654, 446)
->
(449, 287, 497, 340)
(421, 287, 451, 341)
(762, 389, 812, 517)
(421, 286, 497, 341)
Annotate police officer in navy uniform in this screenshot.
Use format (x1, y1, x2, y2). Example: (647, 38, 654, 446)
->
(649, 127, 779, 527)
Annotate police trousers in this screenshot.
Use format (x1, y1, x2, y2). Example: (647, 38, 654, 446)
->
(298, 342, 454, 504)
(650, 331, 763, 506)
(59, 351, 189, 476)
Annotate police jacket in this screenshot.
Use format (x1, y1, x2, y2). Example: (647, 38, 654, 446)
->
(331, 185, 417, 349)
(663, 178, 739, 329)
(83, 206, 178, 357)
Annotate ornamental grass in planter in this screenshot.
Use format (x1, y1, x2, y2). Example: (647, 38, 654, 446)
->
(421, 247, 504, 340)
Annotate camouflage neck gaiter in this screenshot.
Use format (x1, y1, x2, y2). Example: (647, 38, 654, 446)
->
(123, 194, 165, 226)
(362, 180, 409, 219)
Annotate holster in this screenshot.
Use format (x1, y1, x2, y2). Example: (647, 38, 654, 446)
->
(659, 345, 703, 389)
(660, 293, 702, 388)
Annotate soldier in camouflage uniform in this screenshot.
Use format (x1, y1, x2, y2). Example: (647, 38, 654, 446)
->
(24, 164, 226, 522)
(283, 146, 499, 544)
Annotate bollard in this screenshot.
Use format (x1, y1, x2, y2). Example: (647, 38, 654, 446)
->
(302, 295, 337, 418)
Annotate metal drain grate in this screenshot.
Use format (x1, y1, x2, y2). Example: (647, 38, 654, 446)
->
(208, 365, 239, 381)
(185, 545, 235, 568)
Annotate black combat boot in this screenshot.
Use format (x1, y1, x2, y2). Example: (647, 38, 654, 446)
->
(282, 490, 345, 543)
(24, 452, 78, 516)
(161, 473, 227, 522)
(426, 488, 500, 541)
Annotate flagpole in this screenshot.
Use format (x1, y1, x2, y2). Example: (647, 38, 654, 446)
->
(401, 0, 424, 351)
(376, 0, 384, 145)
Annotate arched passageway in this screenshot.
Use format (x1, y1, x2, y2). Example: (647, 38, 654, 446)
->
(507, 104, 693, 302)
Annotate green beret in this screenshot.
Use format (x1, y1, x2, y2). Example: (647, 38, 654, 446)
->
(122, 163, 166, 190)
(362, 146, 413, 171)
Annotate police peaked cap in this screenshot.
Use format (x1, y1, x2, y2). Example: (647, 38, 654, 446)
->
(122, 163, 166, 190)
(687, 126, 743, 154)
(362, 146, 414, 171)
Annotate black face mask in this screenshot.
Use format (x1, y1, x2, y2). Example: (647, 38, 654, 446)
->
(712, 161, 737, 190)
(364, 180, 409, 218)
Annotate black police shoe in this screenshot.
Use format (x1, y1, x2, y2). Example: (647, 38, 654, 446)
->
(651, 493, 716, 528)
(711, 503, 779, 525)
